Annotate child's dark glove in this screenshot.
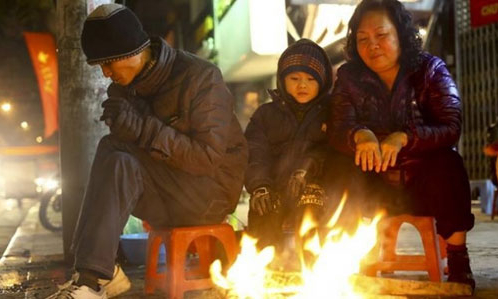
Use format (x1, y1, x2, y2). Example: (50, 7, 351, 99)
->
(250, 186, 280, 216)
(287, 169, 307, 201)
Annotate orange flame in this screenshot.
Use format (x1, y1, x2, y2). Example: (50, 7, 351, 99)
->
(211, 191, 383, 298)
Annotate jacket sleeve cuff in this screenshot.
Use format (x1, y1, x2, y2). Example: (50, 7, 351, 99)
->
(348, 125, 369, 150)
(402, 126, 416, 151)
(138, 116, 165, 152)
(247, 180, 272, 195)
(300, 157, 320, 179)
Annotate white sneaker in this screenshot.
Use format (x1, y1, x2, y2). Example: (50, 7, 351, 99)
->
(98, 265, 131, 298)
(46, 283, 107, 299)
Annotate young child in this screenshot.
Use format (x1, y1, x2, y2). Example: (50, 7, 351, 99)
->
(244, 39, 333, 252)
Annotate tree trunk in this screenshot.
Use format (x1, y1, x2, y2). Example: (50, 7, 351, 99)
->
(56, 0, 109, 264)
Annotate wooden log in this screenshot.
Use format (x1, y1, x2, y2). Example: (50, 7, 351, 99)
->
(358, 296, 407, 299)
(203, 271, 471, 298)
(200, 288, 407, 299)
(349, 274, 472, 296)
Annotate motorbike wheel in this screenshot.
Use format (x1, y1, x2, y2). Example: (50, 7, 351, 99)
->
(39, 188, 62, 232)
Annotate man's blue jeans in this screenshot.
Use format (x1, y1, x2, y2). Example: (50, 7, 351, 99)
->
(71, 135, 230, 279)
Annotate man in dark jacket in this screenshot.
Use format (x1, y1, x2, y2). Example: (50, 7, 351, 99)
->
(47, 4, 247, 299)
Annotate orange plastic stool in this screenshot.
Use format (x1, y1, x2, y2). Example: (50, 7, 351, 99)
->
(361, 214, 447, 282)
(144, 223, 238, 298)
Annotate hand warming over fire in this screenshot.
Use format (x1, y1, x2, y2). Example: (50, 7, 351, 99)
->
(354, 129, 381, 172)
(287, 169, 307, 201)
(379, 131, 408, 172)
(250, 186, 280, 216)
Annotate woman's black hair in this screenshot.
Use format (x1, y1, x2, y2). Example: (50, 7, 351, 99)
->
(345, 0, 423, 70)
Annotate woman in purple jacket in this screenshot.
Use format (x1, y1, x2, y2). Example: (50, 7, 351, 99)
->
(328, 0, 474, 289)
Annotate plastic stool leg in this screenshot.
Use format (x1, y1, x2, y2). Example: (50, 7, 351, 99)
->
(145, 233, 165, 294)
(379, 218, 402, 275)
(215, 225, 238, 265)
(360, 242, 380, 276)
(168, 230, 187, 299)
(420, 219, 443, 282)
(193, 235, 213, 278)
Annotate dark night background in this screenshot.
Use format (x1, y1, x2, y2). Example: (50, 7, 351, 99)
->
(0, 0, 56, 147)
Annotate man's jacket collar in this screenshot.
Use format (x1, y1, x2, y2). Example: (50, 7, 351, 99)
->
(131, 37, 176, 97)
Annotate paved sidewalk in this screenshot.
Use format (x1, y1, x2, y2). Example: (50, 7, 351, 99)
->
(0, 199, 37, 258)
(0, 202, 496, 298)
(0, 202, 164, 298)
(1, 202, 63, 266)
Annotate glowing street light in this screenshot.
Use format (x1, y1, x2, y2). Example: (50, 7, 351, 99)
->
(419, 28, 427, 37)
(20, 121, 29, 130)
(36, 136, 43, 143)
(1, 102, 11, 113)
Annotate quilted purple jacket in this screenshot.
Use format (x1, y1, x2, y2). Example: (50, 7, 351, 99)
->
(328, 53, 461, 165)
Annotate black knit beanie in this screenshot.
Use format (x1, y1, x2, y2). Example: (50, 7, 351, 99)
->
(278, 39, 328, 89)
(81, 3, 150, 65)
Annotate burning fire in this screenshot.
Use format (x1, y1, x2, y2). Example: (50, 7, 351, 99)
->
(210, 192, 383, 298)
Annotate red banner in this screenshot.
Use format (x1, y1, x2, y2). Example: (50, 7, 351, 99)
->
(471, 0, 498, 28)
(23, 32, 59, 138)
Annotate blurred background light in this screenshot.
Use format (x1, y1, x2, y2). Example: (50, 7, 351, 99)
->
(419, 27, 427, 37)
(1, 102, 12, 113)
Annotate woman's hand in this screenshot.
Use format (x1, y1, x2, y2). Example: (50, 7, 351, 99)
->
(379, 132, 408, 172)
(354, 129, 381, 172)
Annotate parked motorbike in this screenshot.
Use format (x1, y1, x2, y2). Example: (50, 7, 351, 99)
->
(0, 145, 61, 232)
(38, 187, 62, 232)
(35, 176, 62, 232)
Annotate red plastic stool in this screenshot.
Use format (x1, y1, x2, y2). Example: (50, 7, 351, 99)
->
(361, 215, 447, 282)
(144, 223, 238, 298)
